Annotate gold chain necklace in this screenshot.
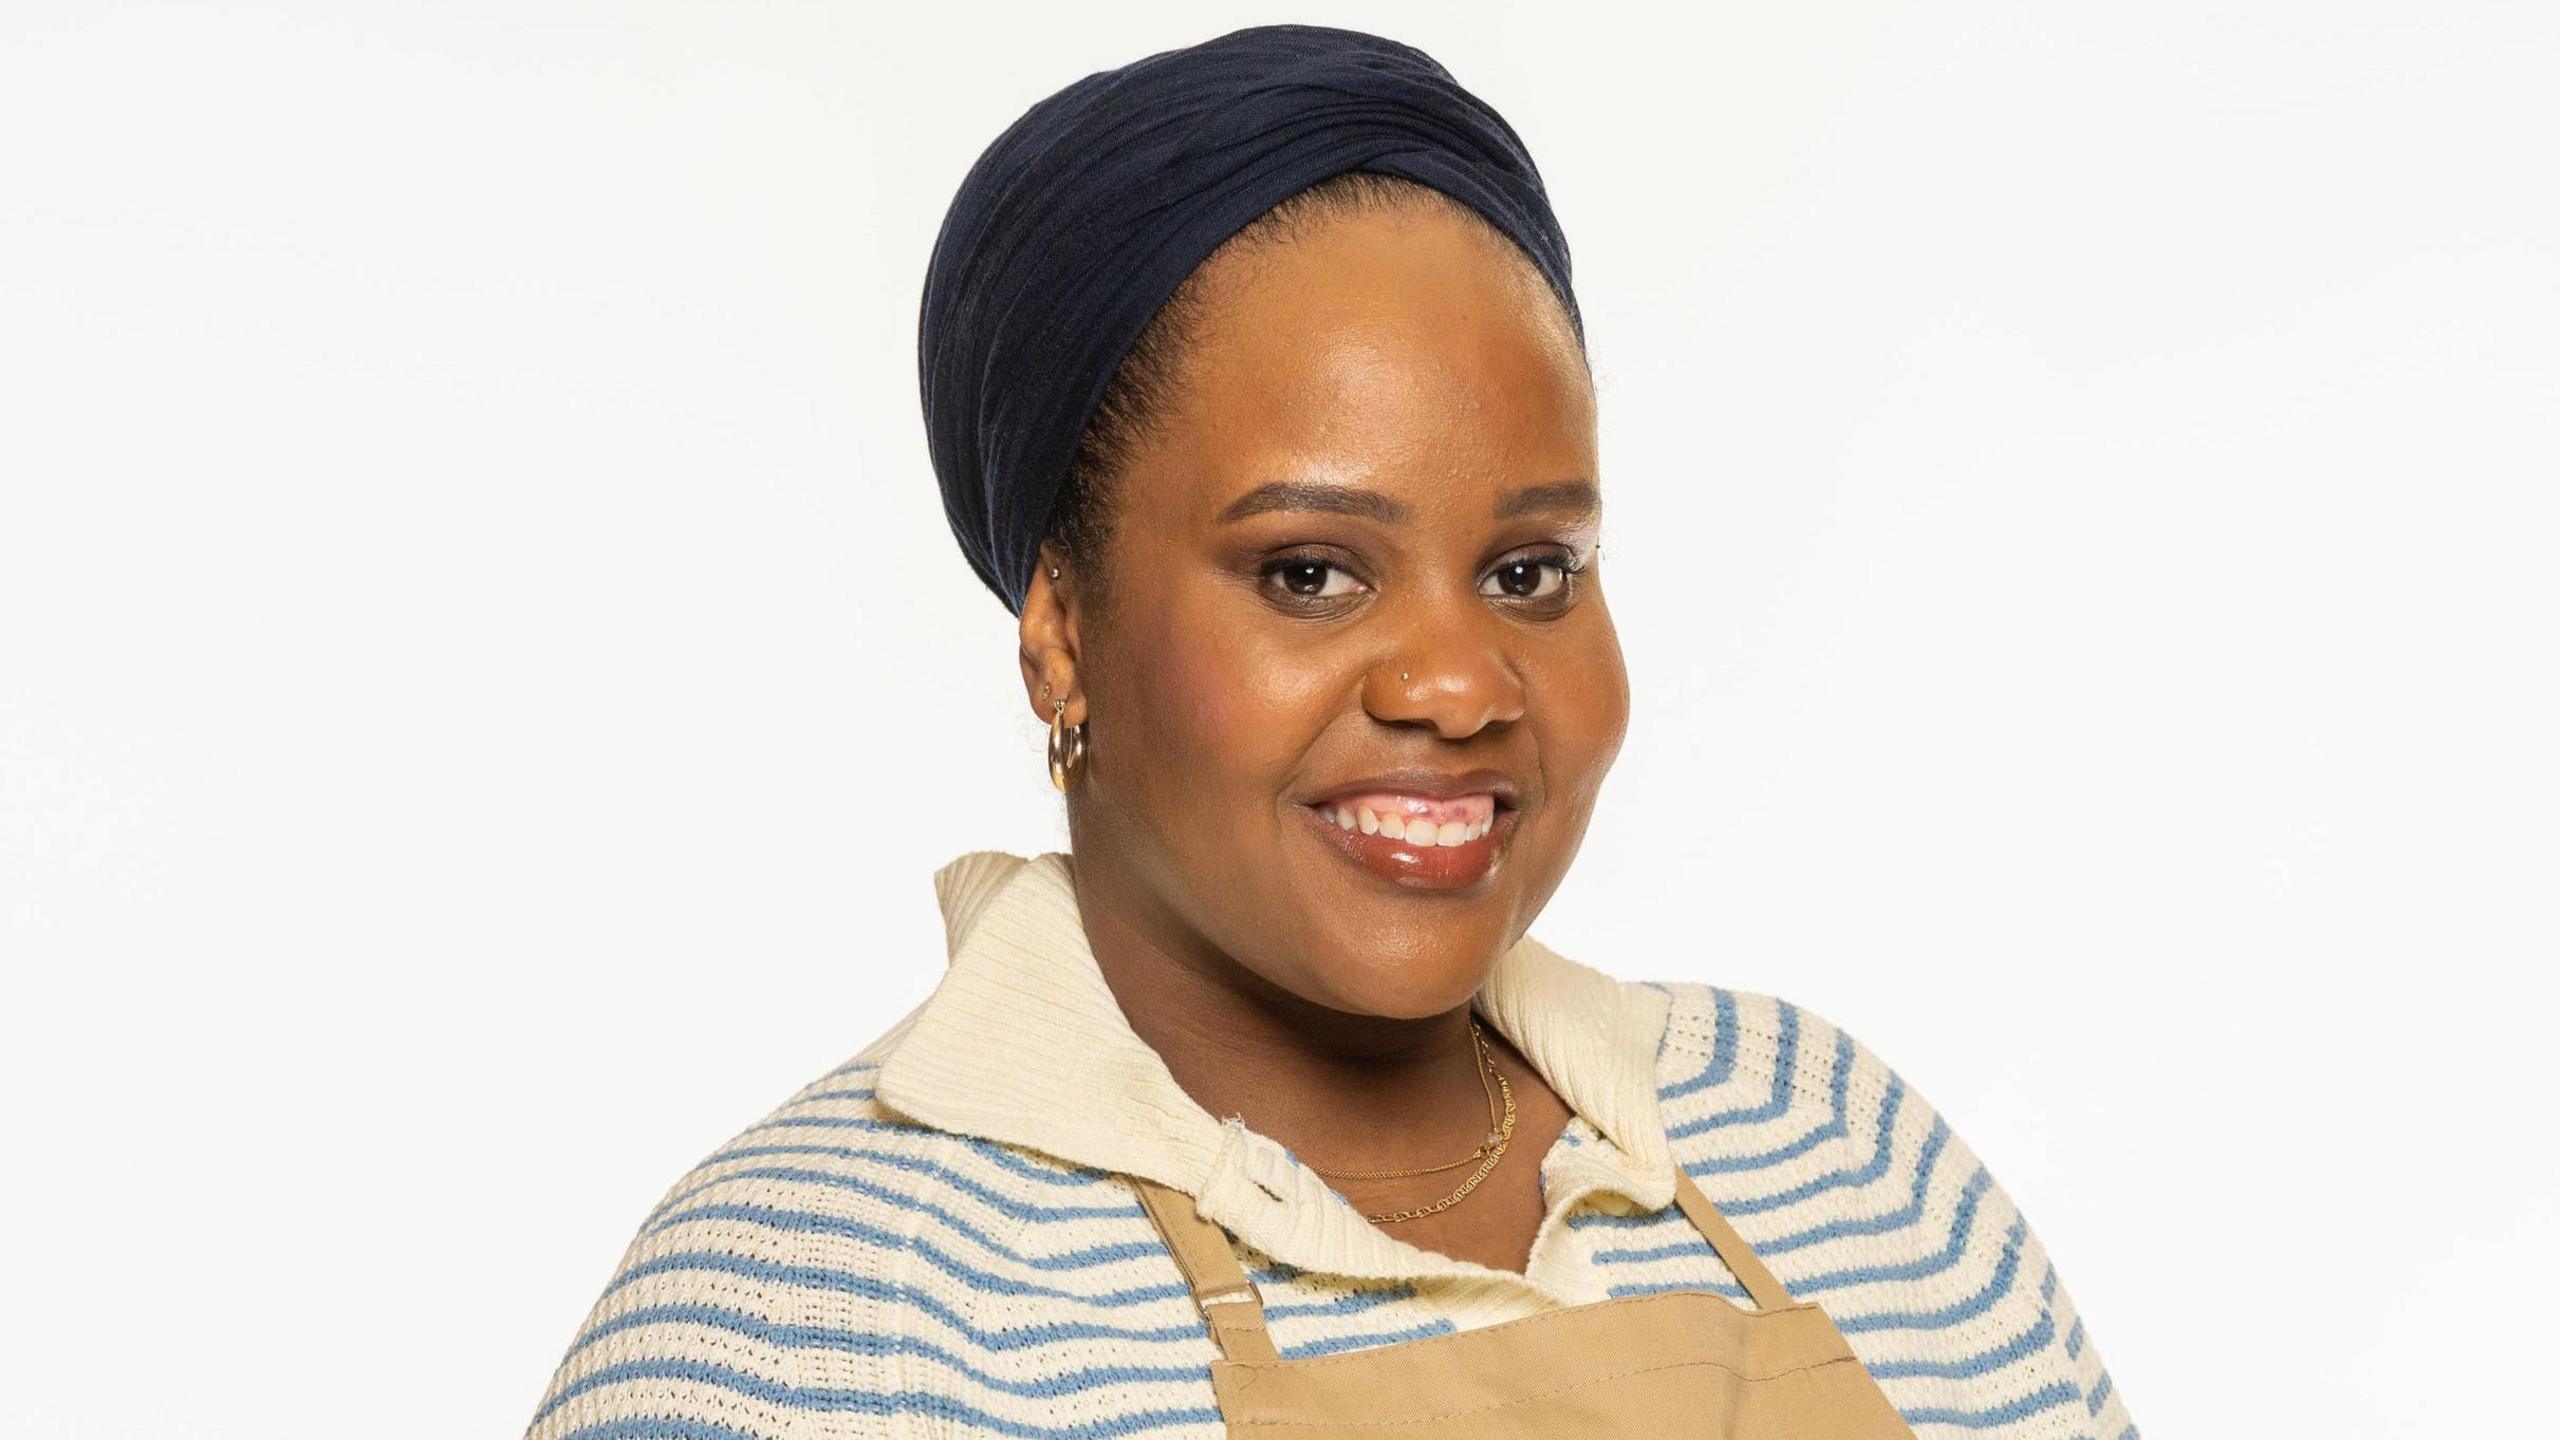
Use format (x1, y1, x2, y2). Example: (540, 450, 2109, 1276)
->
(1310, 1019, 1504, 1179)
(1307, 1018, 1519, 1224)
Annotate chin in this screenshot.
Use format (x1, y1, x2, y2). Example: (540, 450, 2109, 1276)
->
(1299, 947, 1497, 1021)
(1247, 848, 1526, 1018)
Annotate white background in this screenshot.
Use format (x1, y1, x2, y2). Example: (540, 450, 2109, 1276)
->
(4, 2, 2552, 1434)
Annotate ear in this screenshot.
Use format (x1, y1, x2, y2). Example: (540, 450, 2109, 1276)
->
(1018, 540, 1085, 727)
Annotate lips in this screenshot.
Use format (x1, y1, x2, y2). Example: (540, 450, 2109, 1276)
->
(1301, 767, 1521, 810)
(1295, 793, 1513, 891)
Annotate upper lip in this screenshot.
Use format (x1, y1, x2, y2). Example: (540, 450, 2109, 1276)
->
(1299, 767, 1522, 809)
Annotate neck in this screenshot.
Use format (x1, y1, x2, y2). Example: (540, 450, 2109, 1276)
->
(1066, 853, 1497, 1178)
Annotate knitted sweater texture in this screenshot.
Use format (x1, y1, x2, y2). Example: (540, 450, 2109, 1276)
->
(525, 851, 2136, 1439)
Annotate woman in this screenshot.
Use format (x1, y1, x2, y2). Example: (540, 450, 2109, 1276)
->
(527, 24, 2134, 1439)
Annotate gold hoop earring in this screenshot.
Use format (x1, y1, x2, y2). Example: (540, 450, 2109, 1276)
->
(1048, 697, 1087, 792)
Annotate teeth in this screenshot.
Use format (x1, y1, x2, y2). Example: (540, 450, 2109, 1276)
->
(1321, 802, 1502, 848)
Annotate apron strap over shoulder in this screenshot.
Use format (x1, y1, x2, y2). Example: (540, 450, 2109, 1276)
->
(1126, 1174, 1281, 1363)
(1671, 1168, 1797, 1311)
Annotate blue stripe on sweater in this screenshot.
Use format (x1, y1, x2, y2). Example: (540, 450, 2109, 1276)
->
(634, 1211, 1181, 1302)
(1793, 1168, 1994, 1294)
(2087, 1370, 2116, 1413)
(567, 1296, 1458, 1385)
(1833, 1218, 2027, 1333)
(1657, 987, 1740, 1099)
(554, 1419, 779, 1440)
(1590, 1108, 1953, 1274)
(1600, 1275, 1753, 1301)
(548, 1317, 1214, 1410)
(1570, 1074, 1911, 1235)
(1716, 1080, 1917, 1217)
(652, 1163, 1144, 1229)
(608, 1247, 1190, 1313)
(694, 1139, 1114, 1190)
(1750, 1111, 1947, 1255)
(541, 1357, 1224, 1437)
(1668, 1000, 1799, 1135)
(736, 1120, 1115, 1190)
(649, 1200, 1166, 1273)
(1681, 1032, 1856, 1171)
(1897, 1379, 2083, 1428)
(1864, 1307, 2056, 1380)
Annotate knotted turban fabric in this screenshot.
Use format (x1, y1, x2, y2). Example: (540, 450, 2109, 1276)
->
(917, 22, 1584, 615)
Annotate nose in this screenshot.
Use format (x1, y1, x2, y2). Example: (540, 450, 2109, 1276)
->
(1361, 626, 1528, 739)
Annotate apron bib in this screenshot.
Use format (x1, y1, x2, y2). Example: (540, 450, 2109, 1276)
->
(1128, 1169, 1917, 1438)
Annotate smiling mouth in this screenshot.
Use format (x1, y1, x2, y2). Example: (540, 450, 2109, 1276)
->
(1295, 792, 1512, 889)
(1308, 791, 1498, 847)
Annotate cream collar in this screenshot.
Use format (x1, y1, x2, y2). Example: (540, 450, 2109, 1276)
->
(873, 849, 1678, 1292)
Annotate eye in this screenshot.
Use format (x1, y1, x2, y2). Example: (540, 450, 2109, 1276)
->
(1480, 551, 1583, 603)
(1262, 553, 1367, 605)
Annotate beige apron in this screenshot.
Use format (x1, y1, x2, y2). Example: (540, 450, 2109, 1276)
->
(1128, 1170, 1918, 1437)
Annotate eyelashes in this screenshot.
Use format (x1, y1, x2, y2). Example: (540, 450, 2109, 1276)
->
(1487, 552, 1588, 600)
(1259, 550, 1588, 611)
(1263, 553, 1365, 602)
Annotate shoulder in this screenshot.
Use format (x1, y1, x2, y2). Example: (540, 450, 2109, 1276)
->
(1624, 979, 2136, 1429)
(1633, 978, 1954, 1215)
(1639, 978, 1902, 1126)
(1632, 977, 1967, 1263)
(523, 1039, 1115, 1439)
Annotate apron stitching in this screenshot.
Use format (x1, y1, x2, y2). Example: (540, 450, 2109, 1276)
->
(1216, 1352, 1870, 1427)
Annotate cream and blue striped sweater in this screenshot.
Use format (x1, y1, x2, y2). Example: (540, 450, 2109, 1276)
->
(525, 850, 2135, 1438)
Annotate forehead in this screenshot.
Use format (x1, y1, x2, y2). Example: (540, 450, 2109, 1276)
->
(1140, 202, 1597, 521)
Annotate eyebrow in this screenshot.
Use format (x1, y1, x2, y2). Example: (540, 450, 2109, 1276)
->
(1217, 479, 1598, 524)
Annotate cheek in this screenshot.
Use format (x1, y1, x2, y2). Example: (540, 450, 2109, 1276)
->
(1126, 600, 1289, 781)
(1161, 644, 1241, 745)
(1143, 605, 1361, 814)
(1546, 620, 1632, 803)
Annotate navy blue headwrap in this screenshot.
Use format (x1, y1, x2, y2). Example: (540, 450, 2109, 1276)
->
(918, 23, 1583, 615)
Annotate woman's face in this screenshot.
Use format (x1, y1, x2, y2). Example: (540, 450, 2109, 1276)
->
(1040, 199, 1628, 1022)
